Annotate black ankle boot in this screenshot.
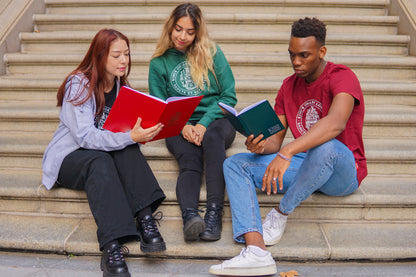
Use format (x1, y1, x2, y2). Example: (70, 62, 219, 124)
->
(200, 203, 223, 241)
(100, 240, 130, 277)
(182, 208, 205, 241)
(136, 212, 166, 253)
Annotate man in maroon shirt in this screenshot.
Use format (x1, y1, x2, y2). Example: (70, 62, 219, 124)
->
(210, 17, 367, 276)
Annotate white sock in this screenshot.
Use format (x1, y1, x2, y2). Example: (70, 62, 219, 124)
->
(247, 245, 269, 257)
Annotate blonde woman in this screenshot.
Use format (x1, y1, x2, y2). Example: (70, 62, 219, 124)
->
(149, 3, 237, 242)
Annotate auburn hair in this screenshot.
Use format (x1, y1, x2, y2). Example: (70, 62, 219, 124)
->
(56, 29, 131, 116)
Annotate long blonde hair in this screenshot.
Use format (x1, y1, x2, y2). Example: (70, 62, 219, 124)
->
(152, 2, 217, 90)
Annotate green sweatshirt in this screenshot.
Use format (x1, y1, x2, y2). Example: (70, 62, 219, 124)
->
(148, 45, 237, 127)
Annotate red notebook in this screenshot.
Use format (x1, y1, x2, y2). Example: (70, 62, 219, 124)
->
(103, 86, 203, 143)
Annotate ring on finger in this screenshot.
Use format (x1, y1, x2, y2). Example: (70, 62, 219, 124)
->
(272, 177, 277, 181)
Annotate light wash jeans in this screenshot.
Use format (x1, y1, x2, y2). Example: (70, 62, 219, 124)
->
(223, 139, 359, 243)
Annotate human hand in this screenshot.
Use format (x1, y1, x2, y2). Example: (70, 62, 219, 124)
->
(245, 134, 267, 154)
(193, 124, 206, 146)
(182, 124, 199, 145)
(262, 152, 292, 195)
(130, 117, 163, 143)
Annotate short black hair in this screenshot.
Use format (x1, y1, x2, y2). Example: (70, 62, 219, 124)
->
(291, 17, 326, 46)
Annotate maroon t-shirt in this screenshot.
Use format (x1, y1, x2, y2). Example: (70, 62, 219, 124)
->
(275, 62, 367, 184)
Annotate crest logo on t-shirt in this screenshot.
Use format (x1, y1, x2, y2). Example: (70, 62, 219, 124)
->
(296, 99, 322, 135)
(170, 61, 203, 96)
(94, 106, 111, 130)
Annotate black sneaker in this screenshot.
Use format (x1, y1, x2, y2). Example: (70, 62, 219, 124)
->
(136, 211, 166, 253)
(200, 203, 223, 241)
(100, 240, 130, 277)
(182, 208, 205, 241)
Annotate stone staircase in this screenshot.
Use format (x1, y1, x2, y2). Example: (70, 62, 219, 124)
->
(1, 0, 416, 262)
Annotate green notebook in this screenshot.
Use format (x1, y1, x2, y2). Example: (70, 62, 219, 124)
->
(218, 99, 285, 139)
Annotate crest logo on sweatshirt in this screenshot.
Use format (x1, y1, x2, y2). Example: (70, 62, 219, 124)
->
(171, 61, 202, 96)
(296, 99, 322, 135)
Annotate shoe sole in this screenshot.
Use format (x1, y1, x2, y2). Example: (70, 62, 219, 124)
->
(199, 229, 221, 241)
(102, 271, 131, 277)
(183, 217, 205, 241)
(100, 258, 131, 277)
(137, 233, 167, 253)
(140, 240, 167, 253)
(209, 264, 277, 276)
(199, 233, 221, 241)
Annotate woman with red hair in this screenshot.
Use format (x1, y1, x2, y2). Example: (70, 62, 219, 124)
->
(42, 29, 166, 277)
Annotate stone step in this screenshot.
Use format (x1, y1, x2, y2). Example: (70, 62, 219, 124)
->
(1, 0, 414, 264)
(33, 13, 399, 35)
(0, 129, 415, 175)
(0, 211, 415, 261)
(1, 167, 415, 222)
(19, 31, 409, 55)
(0, 99, 415, 135)
(6, 52, 416, 81)
(44, 0, 389, 17)
(1, 77, 416, 105)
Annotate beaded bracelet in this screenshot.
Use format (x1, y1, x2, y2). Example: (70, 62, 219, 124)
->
(277, 152, 291, 162)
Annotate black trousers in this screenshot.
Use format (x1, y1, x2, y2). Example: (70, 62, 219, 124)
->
(57, 144, 165, 250)
(166, 118, 235, 212)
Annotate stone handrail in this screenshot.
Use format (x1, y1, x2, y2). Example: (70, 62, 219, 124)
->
(0, 0, 44, 76)
(389, 0, 416, 56)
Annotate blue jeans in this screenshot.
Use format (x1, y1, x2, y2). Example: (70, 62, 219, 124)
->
(223, 139, 358, 243)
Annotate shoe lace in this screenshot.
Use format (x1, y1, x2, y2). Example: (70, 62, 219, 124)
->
(203, 206, 223, 229)
(264, 212, 279, 230)
(224, 247, 249, 266)
(107, 245, 129, 264)
(141, 211, 163, 233)
(182, 208, 203, 221)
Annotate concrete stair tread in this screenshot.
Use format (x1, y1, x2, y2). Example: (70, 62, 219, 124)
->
(33, 13, 400, 24)
(3, 74, 416, 94)
(5, 52, 416, 62)
(43, 0, 390, 17)
(0, 122, 414, 143)
(44, 0, 389, 7)
(6, 52, 416, 65)
(0, 212, 415, 260)
(2, 75, 416, 90)
(1, 100, 415, 125)
(6, 53, 416, 82)
(1, 167, 415, 207)
(19, 30, 409, 45)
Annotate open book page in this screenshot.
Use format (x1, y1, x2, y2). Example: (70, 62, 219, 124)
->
(124, 87, 167, 103)
(166, 96, 196, 102)
(218, 102, 238, 116)
(239, 99, 268, 114)
(119, 87, 197, 104)
(219, 99, 284, 139)
(219, 99, 268, 116)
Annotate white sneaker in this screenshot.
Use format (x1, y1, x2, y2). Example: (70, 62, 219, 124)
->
(262, 208, 287, 246)
(209, 246, 277, 276)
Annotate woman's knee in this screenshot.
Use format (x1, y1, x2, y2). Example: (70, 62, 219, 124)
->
(88, 151, 115, 171)
(203, 119, 235, 147)
(177, 154, 203, 173)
